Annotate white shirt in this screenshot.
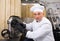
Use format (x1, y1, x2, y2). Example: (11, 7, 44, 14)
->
(26, 17, 55, 41)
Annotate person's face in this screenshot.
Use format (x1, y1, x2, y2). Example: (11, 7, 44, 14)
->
(33, 11, 44, 21)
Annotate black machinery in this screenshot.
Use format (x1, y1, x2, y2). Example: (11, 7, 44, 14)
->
(1, 16, 26, 41)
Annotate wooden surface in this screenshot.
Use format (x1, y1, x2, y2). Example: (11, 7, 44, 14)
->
(21, 3, 33, 19)
(0, 0, 21, 39)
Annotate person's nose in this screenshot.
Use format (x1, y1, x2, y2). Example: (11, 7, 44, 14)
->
(35, 15, 39, 18)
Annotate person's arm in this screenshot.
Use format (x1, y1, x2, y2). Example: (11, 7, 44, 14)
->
(26, 23, 52, 39)
(26, 23, 33, 31)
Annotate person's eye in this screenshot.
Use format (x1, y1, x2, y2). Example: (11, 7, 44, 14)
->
(38, 13, 41, 15)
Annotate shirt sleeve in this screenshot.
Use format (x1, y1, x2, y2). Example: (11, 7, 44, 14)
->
(26, 23, 33, 31)
(26, 23, 52, 39)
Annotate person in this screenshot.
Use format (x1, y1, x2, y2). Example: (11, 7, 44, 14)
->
(23, 4, 55, 41)
(10, 4, 55, 41)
